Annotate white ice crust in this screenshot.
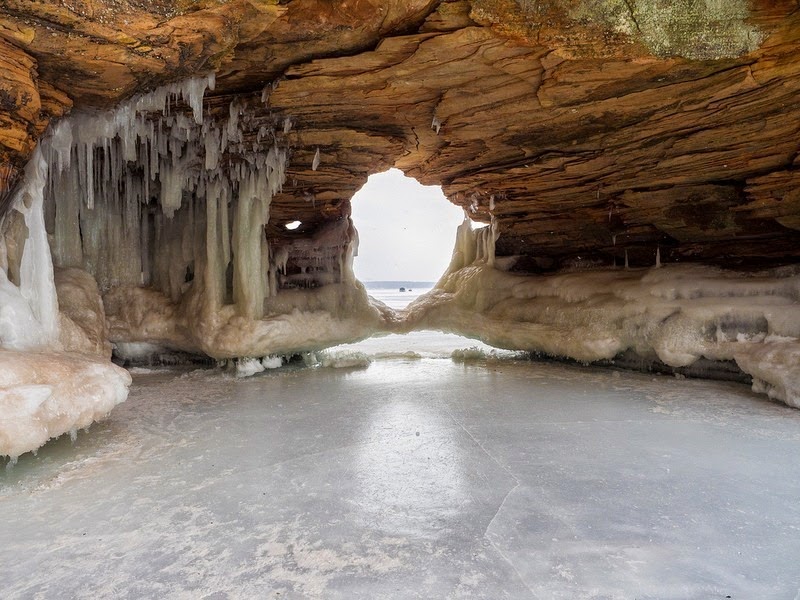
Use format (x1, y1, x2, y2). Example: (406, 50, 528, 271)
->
(0, 351, 131, 461)
(406, 218, 800, 408)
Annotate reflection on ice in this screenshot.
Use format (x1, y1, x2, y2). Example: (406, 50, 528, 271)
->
(4, 361, 800, 598)
(354, 399, 467, 536)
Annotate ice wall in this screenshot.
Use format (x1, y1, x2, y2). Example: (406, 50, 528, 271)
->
(33, 75, 387, 362)
(1, 138, 131, 461)
(407, 221, 800, 408)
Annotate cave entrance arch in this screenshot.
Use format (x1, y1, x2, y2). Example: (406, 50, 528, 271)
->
(324, 167, 497, 359)
(350, 168, 463, 305)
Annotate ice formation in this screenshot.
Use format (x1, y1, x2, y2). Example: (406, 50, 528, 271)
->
(0, 350, 131, 461)
(1, 74, 395, 457)
(1, 141, 131, 459)
(317, 350, 372, 369)
(406, 219, 800, 408)
(3, 66, 799, 463)
(28, 74, 388, 362)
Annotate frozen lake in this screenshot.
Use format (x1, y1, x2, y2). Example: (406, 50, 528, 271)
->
(336, 284, 503, 359)
(3, 354, 800, 599)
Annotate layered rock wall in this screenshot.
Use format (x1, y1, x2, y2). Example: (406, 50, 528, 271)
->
(1, 0, 799, 268)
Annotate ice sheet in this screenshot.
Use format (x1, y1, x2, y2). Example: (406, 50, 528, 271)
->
(3, 361, 800, 598)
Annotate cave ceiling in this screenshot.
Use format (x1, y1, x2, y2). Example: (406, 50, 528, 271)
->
(1, 0, 799, 269)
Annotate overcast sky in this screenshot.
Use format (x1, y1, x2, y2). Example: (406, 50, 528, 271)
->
(351, 169, 465, 282)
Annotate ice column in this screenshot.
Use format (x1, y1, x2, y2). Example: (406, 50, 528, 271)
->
(7, 147, 60, 347)
(33, 73, 290, 321)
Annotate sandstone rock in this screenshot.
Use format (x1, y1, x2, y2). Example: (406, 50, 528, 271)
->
(0, 0, 798, 268)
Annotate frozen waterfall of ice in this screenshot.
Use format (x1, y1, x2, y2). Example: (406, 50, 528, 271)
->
(32, 73, 389, 363)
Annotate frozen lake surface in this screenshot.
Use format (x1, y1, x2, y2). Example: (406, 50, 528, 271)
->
(335, 284, 502, 359)
(3, 355, 800, 599)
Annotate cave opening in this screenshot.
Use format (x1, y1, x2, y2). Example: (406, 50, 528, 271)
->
(325, 167, 499, 359)
(350, 168, 462, 295)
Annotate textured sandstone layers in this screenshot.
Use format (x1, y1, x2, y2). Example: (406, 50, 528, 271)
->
(0, 0, 798, 267)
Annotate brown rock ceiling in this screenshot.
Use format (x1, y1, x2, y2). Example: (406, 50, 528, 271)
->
(1, 0, 799, 268)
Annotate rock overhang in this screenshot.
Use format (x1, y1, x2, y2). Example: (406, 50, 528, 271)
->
(5, 0, 798, 269)
(1, 2, 800, 458)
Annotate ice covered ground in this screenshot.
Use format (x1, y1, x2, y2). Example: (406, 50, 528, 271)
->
(3, 358, 800, 599)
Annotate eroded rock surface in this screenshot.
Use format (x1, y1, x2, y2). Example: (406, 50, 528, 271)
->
(1, 0, 798, 267)
(1, 2, 800, 457)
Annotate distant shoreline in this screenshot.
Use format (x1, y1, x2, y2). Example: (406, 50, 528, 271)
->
(361, 281, 435, 290)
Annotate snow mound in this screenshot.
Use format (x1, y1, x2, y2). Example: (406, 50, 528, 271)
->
(0, 351, 131, 461)
(234, 355, 284, 377)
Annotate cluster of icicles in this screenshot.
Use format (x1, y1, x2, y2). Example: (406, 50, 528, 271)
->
(0, 74, 376, 459)
(40, 73, 300, 319)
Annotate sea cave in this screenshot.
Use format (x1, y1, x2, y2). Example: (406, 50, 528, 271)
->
(1, 1, 800, 597)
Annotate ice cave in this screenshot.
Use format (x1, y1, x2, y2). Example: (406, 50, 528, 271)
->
(1, 1, 800, 597)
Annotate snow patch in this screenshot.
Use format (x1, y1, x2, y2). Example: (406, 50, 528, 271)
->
(235, 357, 266, 378)
(233, 355, 285, 377)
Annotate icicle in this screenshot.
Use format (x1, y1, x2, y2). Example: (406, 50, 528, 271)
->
(227, 101, 241, 143)
(49, 120, 73, 173)
(312, 147, 321, 171)
(624, 249, 629, 270)
(140, 209, 151, 286)
(182, 73, 215, 125)
(13, 147, 60, 346)
(487, 216, 499, 268)
(283, 116, 292, 134)
(431, 116, 442, 134)
(85, 143, 94, 209)
(655, 246, 661, 268)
